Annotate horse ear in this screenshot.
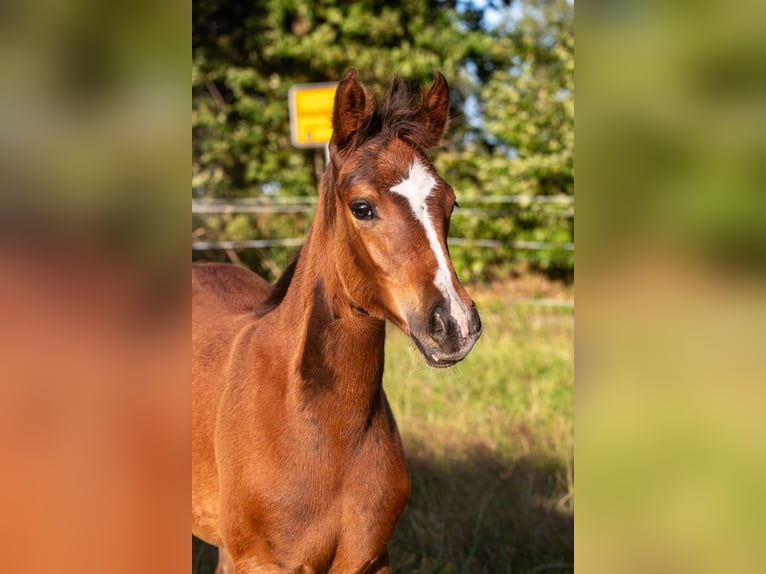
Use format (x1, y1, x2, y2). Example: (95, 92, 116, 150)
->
(417, 71, 450, 148)
(332, 68, 371, 151)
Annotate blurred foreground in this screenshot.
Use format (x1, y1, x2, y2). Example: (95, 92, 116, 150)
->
(578, 1, 766, 572)
(0, 0, 189, 572)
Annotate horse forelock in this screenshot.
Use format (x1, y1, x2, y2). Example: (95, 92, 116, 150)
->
(350, 78, 440, 152)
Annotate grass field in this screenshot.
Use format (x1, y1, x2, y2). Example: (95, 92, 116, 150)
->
(386, 284, 573, 573)
(193, 281, 574, 573)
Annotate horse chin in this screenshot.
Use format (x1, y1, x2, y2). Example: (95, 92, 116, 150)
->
(410, 333, 472, 369)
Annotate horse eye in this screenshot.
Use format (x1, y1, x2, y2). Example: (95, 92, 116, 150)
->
(350, 200, 374, 220)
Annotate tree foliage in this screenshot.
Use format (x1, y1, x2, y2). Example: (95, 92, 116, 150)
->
(192, 0, 574, 280)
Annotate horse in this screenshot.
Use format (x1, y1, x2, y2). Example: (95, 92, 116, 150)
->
(192, 69, 482, 574)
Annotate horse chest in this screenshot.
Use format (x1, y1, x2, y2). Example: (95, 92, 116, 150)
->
(264, 431, 410, 571)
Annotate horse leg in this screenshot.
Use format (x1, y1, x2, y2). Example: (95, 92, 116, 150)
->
(222, 552, 390, 574)
(362, 550, 391, 574)
(330, 549, 391, 574)
(229, 557, 288, 574)
(215, 546, 234, 574)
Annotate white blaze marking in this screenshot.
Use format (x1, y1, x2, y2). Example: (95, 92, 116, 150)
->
(390, 159, 470, 338)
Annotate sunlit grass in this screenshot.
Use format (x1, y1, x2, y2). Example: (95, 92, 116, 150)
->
(385, 292, 574, 573)
(385, 299, 573, 459)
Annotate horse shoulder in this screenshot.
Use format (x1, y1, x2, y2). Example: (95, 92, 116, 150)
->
(192, 263, 267, 412)
(191, 264, 272, 513)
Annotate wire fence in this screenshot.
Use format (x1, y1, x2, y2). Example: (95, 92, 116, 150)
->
(192, 195, 574, 307)
(191, 195, 574, 252)
(191, 238, 574, 251)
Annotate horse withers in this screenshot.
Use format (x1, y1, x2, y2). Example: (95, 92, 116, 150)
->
(192, 69, 482, 574)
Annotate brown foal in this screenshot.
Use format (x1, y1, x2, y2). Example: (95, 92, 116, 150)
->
(192, 69, 482, 574)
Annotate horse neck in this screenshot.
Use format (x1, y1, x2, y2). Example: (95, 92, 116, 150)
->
(277, 174, 387, 427)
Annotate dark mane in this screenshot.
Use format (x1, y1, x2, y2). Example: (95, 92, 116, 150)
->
(353, 78, 437, 150)
(256, 248, 301, 317)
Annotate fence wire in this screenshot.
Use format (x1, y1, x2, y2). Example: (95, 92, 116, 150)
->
(192, 195, 574, 252)
(192, 195, 574, 307)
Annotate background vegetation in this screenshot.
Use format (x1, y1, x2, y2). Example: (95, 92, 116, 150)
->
(192, 0, 574, 281)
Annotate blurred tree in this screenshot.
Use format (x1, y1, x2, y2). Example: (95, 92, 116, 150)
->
(438, 0, 574, 276)
(193, 0, 482, 198)
(192, 0, 574, 279)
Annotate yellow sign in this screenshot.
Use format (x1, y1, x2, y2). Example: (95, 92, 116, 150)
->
(288, 82, 337, 148)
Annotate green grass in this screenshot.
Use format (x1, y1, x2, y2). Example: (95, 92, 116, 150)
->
(385, 292, 573, 573)
(193, 285, 574, 573)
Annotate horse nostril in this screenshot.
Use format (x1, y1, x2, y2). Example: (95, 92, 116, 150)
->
(429, 306, 448, 342)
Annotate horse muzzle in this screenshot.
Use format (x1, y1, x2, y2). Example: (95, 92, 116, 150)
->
(409, 300, 482, 368)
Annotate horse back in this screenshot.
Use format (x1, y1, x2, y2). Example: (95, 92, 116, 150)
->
(191, 261, 271, 433)
(192, 262, 271, 315)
